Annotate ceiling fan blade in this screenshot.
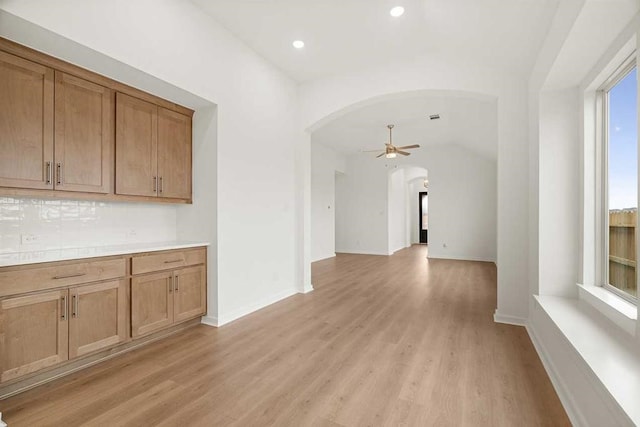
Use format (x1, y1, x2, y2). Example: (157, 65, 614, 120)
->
(376, 152, 386, 158)
(396, 150, 411, 156)
(396, 144, 420, 150)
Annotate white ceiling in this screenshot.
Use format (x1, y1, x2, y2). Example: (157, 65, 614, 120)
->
(311, 94, 498, 159)
(192, 0, 560, 82)
(544, 0, 639, 89)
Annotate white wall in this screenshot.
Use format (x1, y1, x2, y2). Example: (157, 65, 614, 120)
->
(413, 146, 497, 262)
(310, 143, 346, 262)
(334, 145, 497, 262)
(335, 155, 390, 255)
(298, 55, 528, 322)
(538, 88, 580, 297)
(388, 168, 407, 254)
(0, 0, 300, 326)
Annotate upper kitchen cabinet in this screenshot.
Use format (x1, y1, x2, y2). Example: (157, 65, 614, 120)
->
(0, 38, 193, 203)
(116, 94, 193, 202)
(157, 107, 192, 200)
(54, 72, 114, 194)
(0, 50, 54, 190)
(115, 93, 158, 198)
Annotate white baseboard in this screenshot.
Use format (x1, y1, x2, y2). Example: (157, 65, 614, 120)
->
(429, 253, 496, 263)
(493, 310, 528, 326)
(201, 315, 218, 327)
(301, 283, 314, 294)
(200, 284, 313, 327)
(526, 323, 587, 427)
(311, 253, 336, 262)
(215, 287, 299, 327)
(335, 248, 391, 256)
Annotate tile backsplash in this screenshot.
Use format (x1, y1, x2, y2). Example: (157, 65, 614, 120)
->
(0, 197, 177, 253)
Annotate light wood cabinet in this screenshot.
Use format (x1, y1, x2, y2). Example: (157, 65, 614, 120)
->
(0, 246, 206, 393)
(0, 37, 193, 203)
(69, 280, 128, 358)
(158, 107, 192, 200)
(131, 266, 206, 338)
(54, 72, 114, 194)
(116, 95, 192, 201)
(115, 93, 158, 197)
(131, 249, 207, 338)
(0, 279, 128, 383)
(0, 50, 54, 190)
(0, 290, 69, 383)
(131, 271, 174, 338)
(174, 265, 206, 323)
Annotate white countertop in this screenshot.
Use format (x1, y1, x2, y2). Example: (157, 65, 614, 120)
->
(0, 241, 210, 267)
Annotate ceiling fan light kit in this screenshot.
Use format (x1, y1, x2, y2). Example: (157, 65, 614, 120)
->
(368, 124, 420, 159)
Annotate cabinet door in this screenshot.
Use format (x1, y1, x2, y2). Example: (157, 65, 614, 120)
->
(68, 280, 127, 359)
(115, 92, 158, 197)
(54, 72, 114, 193)
(0, 50, 54, 190)
(131, 272, 173, 337)
(157, 107, 192, 200)
(173, 265, 206, 323)
(0, 290, 68, 383)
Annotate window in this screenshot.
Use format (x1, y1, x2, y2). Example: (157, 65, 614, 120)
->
(603, 58, 638, 302)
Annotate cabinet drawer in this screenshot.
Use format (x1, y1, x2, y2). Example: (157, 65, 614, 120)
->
(0, 258, 126, 298)
(131, 248, 205, 275)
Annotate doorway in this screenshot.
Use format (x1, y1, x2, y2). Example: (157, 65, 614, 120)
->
(419, 191, 428, 244)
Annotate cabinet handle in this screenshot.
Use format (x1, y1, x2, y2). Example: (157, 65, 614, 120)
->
(53, 272, 86, 280)
(175, 275, 179, 292)
(46, 161, 52, 185)
(61, 295, 67, 321)
(163, 259, 182, 264)
(56, 163, 62, 185)
(72, 294, 77, 318)
(153, 176, 158, 193)
(169, 276, 173, 293)
(159, 176, 163, 194)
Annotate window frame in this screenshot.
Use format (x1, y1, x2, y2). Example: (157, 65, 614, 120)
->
(598, 52, 638, 305)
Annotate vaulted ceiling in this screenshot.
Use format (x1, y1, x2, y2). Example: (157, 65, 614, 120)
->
(311, 94, 498, 159)
(192, 0, 560, 82)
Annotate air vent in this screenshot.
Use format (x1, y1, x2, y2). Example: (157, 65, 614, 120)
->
(429, 114, 440, 120)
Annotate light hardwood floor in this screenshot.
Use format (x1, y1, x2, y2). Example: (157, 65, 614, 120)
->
(0, 245, 569, 426)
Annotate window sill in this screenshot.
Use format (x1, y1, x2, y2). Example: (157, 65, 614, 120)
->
(533, 295, 640, 426)
(577, 283, 637, 336)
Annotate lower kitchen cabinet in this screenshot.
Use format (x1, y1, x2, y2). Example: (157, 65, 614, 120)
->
(131, 264, 206, 337)
(0, 289, 69, 383)
(131, 271, 174, 338)
(0, 245, 207, 394)
(69, 280, 128, 358)
(174, 265, 206, 323)
(0, 280, 128, 383)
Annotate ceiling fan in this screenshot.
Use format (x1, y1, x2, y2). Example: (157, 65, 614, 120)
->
(363, 124, 420, 159)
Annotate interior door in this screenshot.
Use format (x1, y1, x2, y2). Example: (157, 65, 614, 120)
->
(0, 50, 54, 190)
(0, 289, 69, 383)
(115, 92, 158, 197)
(157, 107, 192, 200)
(419, 192, 428, 244)
(68, 279, 128, 359)
(131, 271, 174, 337)
(54, 72, 113, 193)
(173, 265, 206, 323)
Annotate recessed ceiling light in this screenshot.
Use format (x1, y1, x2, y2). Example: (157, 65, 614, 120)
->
(390, 6, 405, 17)
(292, 40, 305, 49)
